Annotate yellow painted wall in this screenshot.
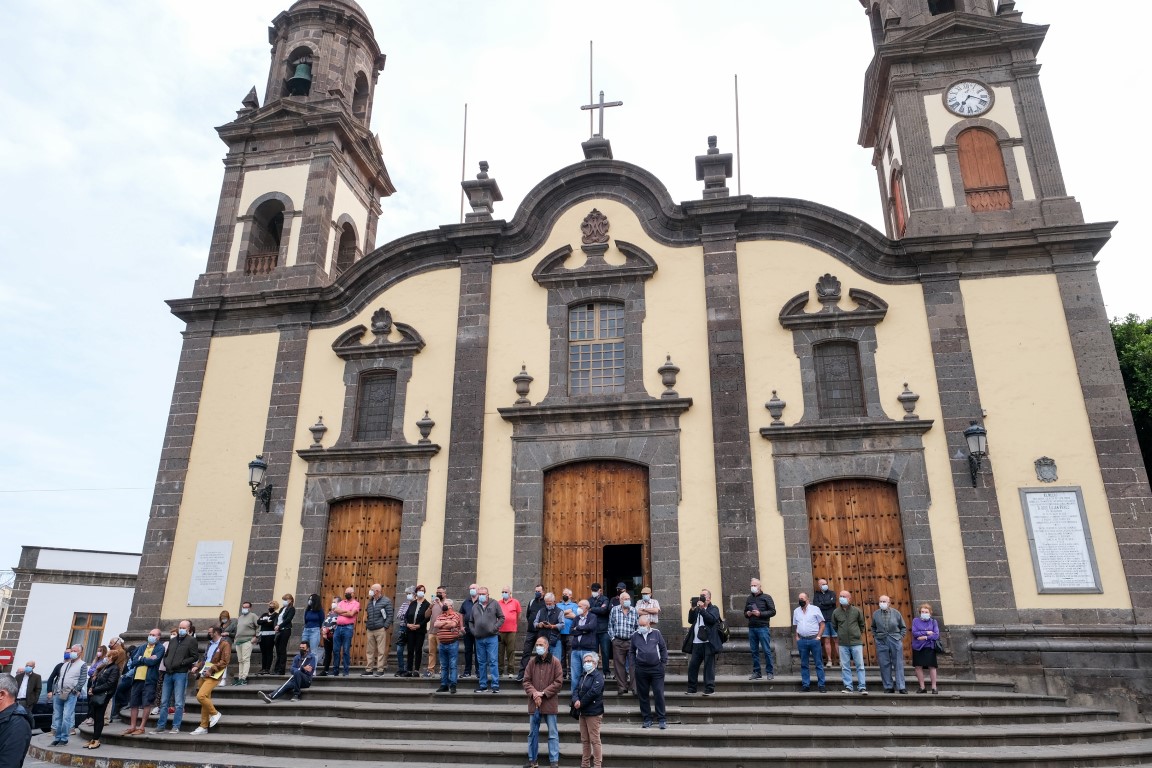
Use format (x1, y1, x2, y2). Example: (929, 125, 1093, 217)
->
(227, 165, 311, 271)
(274, 268, 463, 597)
(738, 243, 976, 624)
(163, 333, 280, 619)
(962, 274, 1131, 610)
(477, 200, 721, 622)
(327, 174, 371, 273)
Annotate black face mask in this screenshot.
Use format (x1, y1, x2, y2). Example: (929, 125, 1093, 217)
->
(798, 599, 807, 607)
(345, 593, 353, 599)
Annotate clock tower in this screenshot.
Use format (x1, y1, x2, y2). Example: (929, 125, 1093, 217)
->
(858, 0, 1083, 238)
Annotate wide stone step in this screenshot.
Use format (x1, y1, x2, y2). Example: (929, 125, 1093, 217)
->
(38, 732, 1152, 767)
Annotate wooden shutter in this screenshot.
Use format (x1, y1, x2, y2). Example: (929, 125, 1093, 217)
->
(957, 128, 1011, 211)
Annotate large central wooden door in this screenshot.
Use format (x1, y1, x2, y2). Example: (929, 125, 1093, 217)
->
(543, 461, 650, 597)
(321, 497, 402, 665)
(807, 479, 912, 664)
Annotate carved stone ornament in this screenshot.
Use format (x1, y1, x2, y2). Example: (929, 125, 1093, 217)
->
(513, 365, 534, 406)
(1034, 456, 1058, 483)
(815, 273, 842, 309)
(308, 416, 328, 448)
(371, 307, 393, 337)
(416, 410, 435, 444)
(898, 383, 920, 421)
(580, 208, 610, 245)
(765, 390, 786, 426)
(658, 355, 680, 399)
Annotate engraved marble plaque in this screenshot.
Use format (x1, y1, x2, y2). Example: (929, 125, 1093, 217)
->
(1020, 487, 1102, 593)
(187, 540, 233, 606)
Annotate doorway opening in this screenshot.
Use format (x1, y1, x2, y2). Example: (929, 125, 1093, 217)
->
(603, 544, 644, 594)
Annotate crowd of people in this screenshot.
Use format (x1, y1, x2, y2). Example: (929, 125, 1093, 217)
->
(0, 577, 944, 768)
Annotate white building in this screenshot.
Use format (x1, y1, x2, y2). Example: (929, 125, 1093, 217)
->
(1, 547, 139, 668)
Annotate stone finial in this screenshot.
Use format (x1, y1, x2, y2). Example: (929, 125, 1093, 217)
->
(898, 383, 920, 420)
(513, 365, 534, 406)
(416, 410, 435, 444)
(658, 355, 680, 399)
(581, 135, 613, 160)
(242, 86, 260, 111)
(765, 391, 786, 426)
(461, 160, 503, 223)
(694, 135, 733, 199)
(308, 416, 328, 448)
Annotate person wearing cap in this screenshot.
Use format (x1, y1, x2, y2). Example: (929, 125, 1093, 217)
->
(636, 587, 661, 626)
(588, 583, 611, 676)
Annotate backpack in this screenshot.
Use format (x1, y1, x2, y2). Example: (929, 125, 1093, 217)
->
(718, 618, 731, 643)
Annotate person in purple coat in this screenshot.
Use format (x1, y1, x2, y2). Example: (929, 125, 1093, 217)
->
(911, 602, 941, 694)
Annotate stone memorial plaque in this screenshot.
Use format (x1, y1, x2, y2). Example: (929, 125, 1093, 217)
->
(187, 540, 233, 606)
(1020, 487, 1102, 593)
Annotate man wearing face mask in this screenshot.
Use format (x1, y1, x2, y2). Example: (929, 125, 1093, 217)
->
(363, 583, 394, 677)
(498, 586, 521, 679)
(522, 636, 564, 768)
(467, 586, 504, 692)
(588, 583, 611, 676)
(871, 594, 908, 694)
(566, 599, 599, 686)
(47, 645, 88, 745)
(682, 589, 722, 696)
(517, 584, 547, 683)
(125, 633, 162, 737)
(13, 662, 40, 712)
(628, 614, 668, 729)
(459, 583, 481, 679)
(813, 578, 838, 668)
(791, 592, 826, 693)
(333, 587, 361, 677)
(0, 672, 35, 767)
(154, 620, 198, 734)
(744, 577, 777, 681)
(233, 602, 259, 685)
(830, 590, 868, 695)
(607, 591, 638, 695)
(556, 589, 577, 680)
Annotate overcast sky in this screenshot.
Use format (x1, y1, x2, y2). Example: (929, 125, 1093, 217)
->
(3, 1, 1149, 579)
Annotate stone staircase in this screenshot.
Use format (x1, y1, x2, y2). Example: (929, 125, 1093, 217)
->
(28, 669, 1152, 767)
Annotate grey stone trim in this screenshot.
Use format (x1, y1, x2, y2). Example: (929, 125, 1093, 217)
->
(1055, 264, 1152, 623)
(693, 202, 760, 623)
(0, 548, 37, 648)
(941, 117, 1025, 208)
(205, 163, 245, 274)
(128, 326, 214, 632)
(241, 321, 310, 603)
(439, 247, 496, 599)
(760, 419, 942, 621)
(920, 277, 1017, 624)
(498, 399, 691, 630)
(295, 445, 439, 607)
(9, 569, 137, 590)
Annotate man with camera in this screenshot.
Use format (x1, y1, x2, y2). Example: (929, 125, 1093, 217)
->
(683, 589, 721, 696)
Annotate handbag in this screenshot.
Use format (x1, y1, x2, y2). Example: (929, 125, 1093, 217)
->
(89, 692, 108, 707)
(569, 703, 581, 720)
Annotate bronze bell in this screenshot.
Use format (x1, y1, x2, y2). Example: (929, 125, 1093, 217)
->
(286, 62, 312, 96)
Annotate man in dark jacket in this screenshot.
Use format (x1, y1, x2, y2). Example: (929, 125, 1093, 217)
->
(588, 583, 611, 676)
(259, 640, 316, 703)
(683, 588, 722, 696)
(154, 620, 198, 734)
(627, 615, 668, 729)
(459, 583, 480, 678)
(0, 673, 35, 768)
(12, 664, 39, 712)
(566, 600, 599, 686)
(813, 578, 838, 668)
(745, 577, 777, 680)
(517, 584, 547, 682)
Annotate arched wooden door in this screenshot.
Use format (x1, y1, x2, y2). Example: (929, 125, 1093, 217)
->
(321, 497, 402, 665)
(806, 479, 912, 664)
(543, 461, 650, 598)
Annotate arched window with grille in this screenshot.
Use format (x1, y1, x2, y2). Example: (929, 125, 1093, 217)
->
(569, 302, 625, 396)
(957, 127, 1011, 212)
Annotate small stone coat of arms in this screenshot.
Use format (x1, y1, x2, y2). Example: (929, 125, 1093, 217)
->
(1034, 456, 1058, 483)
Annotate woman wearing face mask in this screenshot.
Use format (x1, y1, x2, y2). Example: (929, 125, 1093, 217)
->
(257, 600, 279, 676)
(319, 597, 340, 676)
(301, 594, 324, 663)
(911, 603, 941, 694)
(84, 646, 125, 750)
(402, 586, 431, 677)
(571, 652, 605, 768)
(217, 610, 237, 641)
(273, 594, 296, 675)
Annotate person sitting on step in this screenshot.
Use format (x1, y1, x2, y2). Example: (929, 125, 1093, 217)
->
(259, 640, 316, 703)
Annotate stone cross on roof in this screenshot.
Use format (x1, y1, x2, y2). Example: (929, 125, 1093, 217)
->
(580, 90, 623, 138)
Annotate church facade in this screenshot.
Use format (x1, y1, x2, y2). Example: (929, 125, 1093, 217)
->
(130, 0, 1152, 707)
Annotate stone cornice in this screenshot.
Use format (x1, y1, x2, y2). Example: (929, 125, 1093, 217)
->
(296, 444, 440, 464)
(498, 397, 692, 426)
(761, 418, 933, 448)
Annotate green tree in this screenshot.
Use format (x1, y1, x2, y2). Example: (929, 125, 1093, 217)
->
(1111, 314, 1152, 473)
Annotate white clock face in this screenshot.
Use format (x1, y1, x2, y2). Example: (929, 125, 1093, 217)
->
(945, 81, 992, 116)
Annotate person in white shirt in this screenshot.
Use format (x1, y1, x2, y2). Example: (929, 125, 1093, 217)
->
(791, 593, 826, 692)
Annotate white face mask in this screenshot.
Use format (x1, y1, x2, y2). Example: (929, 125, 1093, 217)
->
(820, 584, 828, 592)
(331, 601, 338, 609)
(637, 627, 650, 637)
(368, 591, 375, 598)
(879, 602, 890, 610)
(470, 589, 478, 597)
(591, 591, 600, 598)
(920, 612, 931, 620)
(583, 661, 595, 672)
(535, 646, 547, 656)
(406, 594, 414, 602)
(416, 591, 425, 599)
(750, 586, 760, 594)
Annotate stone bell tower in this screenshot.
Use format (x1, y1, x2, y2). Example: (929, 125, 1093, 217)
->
(858, 0, 1082, 238)
(195, 0, 394, 294)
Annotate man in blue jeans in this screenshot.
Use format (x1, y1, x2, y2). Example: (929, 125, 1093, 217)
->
(48, 645, 87, 746)
(333, 586, 360, 676)
(523, 636, 563, 768)
(744, 577, 776, 680)
(466, 586, 504, 693)
(154, 620, 198, 733)
(791, 592, 826, 692)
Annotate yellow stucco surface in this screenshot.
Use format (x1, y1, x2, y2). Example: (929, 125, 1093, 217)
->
(962, 274, 1131, 610)
(738, 242, 975, 624)
(275, 268, 462, 597)
(164, 332, 279, 619)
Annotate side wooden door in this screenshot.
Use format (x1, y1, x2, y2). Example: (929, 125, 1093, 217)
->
(807, 479, 912, 665)
(321, 497, 402, 665)
(542, 461, 650, 598)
